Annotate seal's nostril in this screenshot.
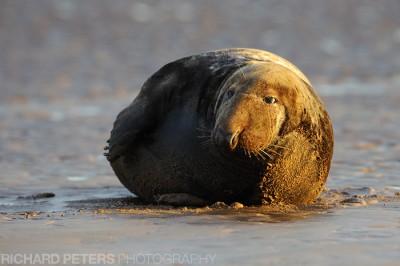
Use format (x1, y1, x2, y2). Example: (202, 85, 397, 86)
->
(214, 127, 239, 150)
(225, 134, 233, 145)
(228, 133, 239, 150)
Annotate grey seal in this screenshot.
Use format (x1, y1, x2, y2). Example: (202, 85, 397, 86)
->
(105, 48, 334, 206)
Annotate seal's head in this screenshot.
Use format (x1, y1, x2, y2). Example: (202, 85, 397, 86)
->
(212, 63, 308, 158)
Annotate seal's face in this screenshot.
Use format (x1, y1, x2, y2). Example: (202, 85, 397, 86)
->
(212, 63, 304, 159)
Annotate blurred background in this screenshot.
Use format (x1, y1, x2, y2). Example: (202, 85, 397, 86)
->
(1, 0, 400, 103)
(1, 0, 400, 194)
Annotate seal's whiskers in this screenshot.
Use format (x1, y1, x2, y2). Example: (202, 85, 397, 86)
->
(258, 149, 274, 160)
(245, 149, 252, 159)
(197, 135, 211, 139)
(270, 143, 291, 150)
(197, 124, 213, 149)
(264, 148, 281, 156)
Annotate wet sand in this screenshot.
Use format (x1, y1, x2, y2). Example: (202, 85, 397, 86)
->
(1, 1, 400, 265)
(1, 194, 400, 265)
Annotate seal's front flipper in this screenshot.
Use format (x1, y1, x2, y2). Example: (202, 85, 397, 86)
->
(155, 193, 208, 207)
(106, 99, 149, 162)
(106, 66, 184, 162)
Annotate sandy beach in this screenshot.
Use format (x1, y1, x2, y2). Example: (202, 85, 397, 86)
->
(1, 1, 400, 265)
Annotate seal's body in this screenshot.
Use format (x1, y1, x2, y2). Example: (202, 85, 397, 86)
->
(105, 48, 334, 206)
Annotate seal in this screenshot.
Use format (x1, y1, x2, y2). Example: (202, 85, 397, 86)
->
(105, 48, 334, 206)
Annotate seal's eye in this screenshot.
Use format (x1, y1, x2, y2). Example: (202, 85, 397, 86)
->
(264, 96, 277, 104)
(227, 90, 235, 99)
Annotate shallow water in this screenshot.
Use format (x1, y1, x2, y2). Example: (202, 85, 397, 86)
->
(1, 82, 400, 265)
